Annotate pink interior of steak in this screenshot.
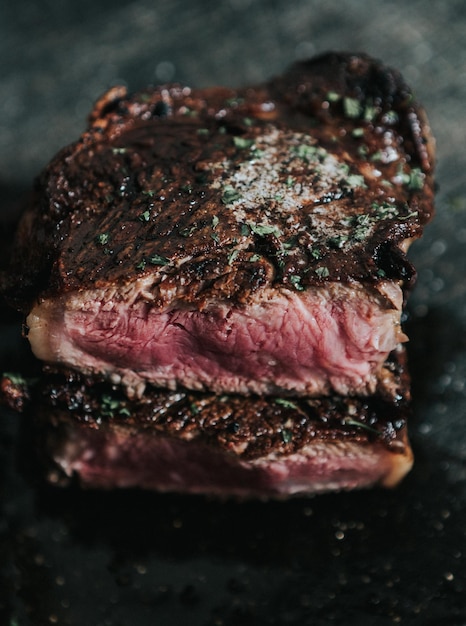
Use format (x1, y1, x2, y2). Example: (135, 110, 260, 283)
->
(27, 280, 406, 398)
(47, 422, 413, 496)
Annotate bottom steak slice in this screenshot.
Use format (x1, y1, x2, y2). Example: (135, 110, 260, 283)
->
(30, 346, 413, 497)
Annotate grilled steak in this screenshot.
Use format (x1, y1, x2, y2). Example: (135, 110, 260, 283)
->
(2, 346, 410, 497)
(3, 52, 435, 399)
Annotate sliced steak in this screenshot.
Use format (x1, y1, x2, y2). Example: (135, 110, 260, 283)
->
(3, 52, 435, 399)
(24, 347, 412, 497)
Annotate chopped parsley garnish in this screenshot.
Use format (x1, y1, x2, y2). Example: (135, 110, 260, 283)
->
(222, 186, 242, 205)
(363, 104, 378, 122)
(281, 429, 293, 444)
(249, 254, 261, 262)
(292, 144, 326, 162)
(233, 136, 255, 150)
(211, 215, 219, 229)
(149, 254, 170, 266)
(383, 110, 399, 125)
(343, 97, 361, 118)
(406, 167, 424, 191)
(315, 266, 330, 278)
(343, 417, 380, 436)
(101, 394, 131, 418)
(275, 398, 299, 410)
(290, 275, 304, 291)
(346, 174, 367, 188)
(180, 225, 197, 237)
(227, 249, 240, 265)
(95, 232, 110, 246)
(328, 235, 348, 249)
(3, 372, 27, 385)
(139, 210, 151, 222)
(326, 91, 341, 102)
(248, 222, 282, 237)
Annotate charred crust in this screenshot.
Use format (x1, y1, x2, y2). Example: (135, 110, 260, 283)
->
(3, 52, 435, 312)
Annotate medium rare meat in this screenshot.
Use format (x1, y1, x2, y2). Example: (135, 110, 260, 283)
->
(3, 52, 435, 399)
(13, 347, 411, 497)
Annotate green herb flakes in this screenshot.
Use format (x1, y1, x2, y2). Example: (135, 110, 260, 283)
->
(233, 136, 255, 150)
(275, 398, 299, 410)
(363, 104, 378, 122)
(149, 254, 170, 266)
(222, 186, 242, 205)
(139, 210, 151, 222)
(315, 266, 330, 278)
(212, 215, 219, 229)
(343, 97, 361, 118)
(248, 222, 282, 238)
(227, 249, 240, 265)
(407, 167, 424, 191)
(290, 275, 304, 291)
(351, 128, 365, 138)
(249, 254, 261, 262)
(197, 128, 209, 136)
(292, 144, 325, 162)
(343, 417, 380, 436)
(346, 174, 367, 188)
(3, 372, 27, 385)
(328, 235, 348, 249)
(180, 225, 197, 237)
(383, 110, 399, 125)
(326, 91, 341, 103)
(281, 429, 293, 444)
(96, 232, 110, 246)
(101, 394, 130, 418)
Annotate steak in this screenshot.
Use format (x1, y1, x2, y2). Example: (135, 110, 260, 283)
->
(3, 347, 412, 497)
(3, 52, 435, 399)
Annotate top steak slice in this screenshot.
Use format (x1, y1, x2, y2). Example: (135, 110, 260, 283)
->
(3, 52, 435, 398)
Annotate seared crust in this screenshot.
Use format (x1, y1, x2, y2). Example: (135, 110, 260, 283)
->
(3, 52, 435, 312)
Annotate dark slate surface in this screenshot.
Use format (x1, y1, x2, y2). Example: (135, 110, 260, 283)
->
(1, 1, 466, 624)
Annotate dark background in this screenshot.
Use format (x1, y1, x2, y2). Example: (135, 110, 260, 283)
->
(1, 1, 466, 624)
